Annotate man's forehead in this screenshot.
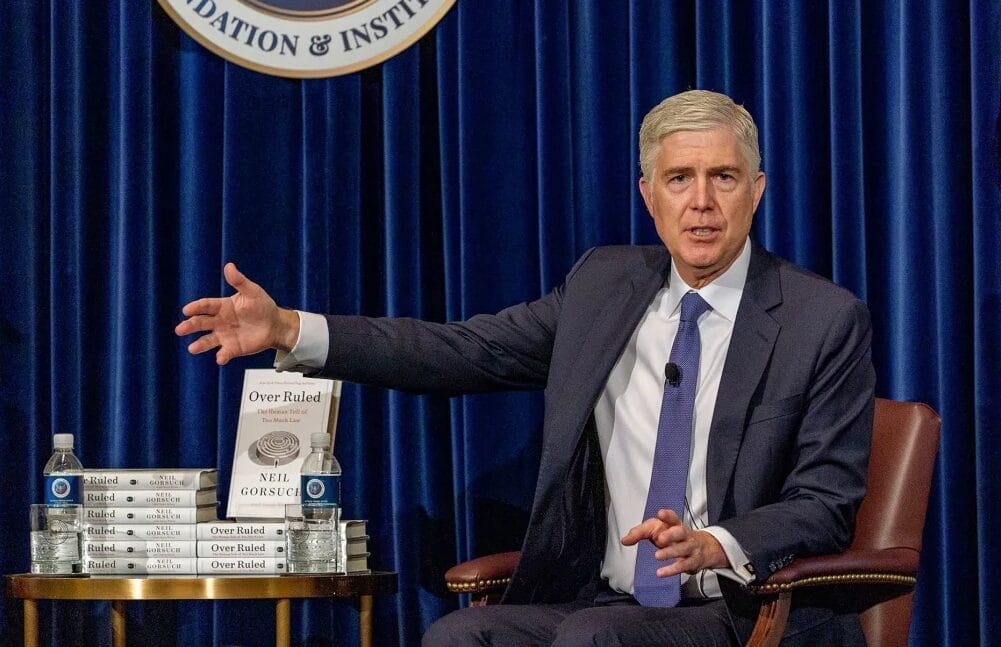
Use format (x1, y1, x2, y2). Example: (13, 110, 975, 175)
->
(656, 128, 746, 167)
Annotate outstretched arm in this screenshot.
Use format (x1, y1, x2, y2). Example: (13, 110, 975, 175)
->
(174, 262, 300, 365)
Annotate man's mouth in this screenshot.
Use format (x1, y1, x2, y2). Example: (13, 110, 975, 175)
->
(687, 227, 720, 238)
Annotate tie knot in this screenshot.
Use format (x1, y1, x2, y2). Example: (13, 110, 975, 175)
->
(679, 292, 711, 323)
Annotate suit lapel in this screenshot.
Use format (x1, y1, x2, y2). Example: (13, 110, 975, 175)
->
(557, 248, 670, 447)
(706, 244, 782, 523)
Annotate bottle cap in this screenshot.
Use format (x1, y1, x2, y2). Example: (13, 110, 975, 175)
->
(310, 432, 330, 448)
(53, 433, 75, 450)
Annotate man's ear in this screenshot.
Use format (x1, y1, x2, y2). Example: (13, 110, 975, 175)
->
(752, 172, 766, 211)
(638, 176, 654, 214)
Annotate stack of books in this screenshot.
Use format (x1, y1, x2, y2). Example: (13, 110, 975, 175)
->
(340, 519, 371, 573)
(81, 468, 218, 575)
(196, 520, 288, 574)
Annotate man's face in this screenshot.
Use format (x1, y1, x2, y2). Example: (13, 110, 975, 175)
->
(639, 128, 766, 288)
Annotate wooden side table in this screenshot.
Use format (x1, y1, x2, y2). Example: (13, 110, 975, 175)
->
(4, 572, 397, 647)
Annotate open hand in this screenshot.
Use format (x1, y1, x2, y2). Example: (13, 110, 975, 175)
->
(174, 262, 299, 365)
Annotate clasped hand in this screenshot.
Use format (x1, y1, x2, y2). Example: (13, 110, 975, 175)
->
(620, 509, 727, 577)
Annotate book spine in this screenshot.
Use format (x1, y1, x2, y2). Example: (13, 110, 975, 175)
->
(196, 522, 285, 541)
(82, 523, 198, 540)
(343, 554, 371, 573)
(84, 490, 210, 507)
(83, 557, 198, 575)
(340, 519, 368, 540)
(196, 557, 287, 574)
(84, 507, 212, 524)
(196, 540, 285, 557)
(83, 470, 216, 490)
(341, 536, 369, 557)
(82, 540, 197, 558)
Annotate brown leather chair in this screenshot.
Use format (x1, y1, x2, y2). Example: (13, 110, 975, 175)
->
(445, 398, 941, 647)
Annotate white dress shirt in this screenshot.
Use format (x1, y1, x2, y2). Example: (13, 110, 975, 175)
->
(276, 240, 756, 598)
(594, 238, 754, 598)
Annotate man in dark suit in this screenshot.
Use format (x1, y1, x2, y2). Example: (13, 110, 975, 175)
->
(177, 90, 874, 645)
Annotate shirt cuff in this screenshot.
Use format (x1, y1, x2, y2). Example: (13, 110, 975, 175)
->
(274, 311, 329, 374)
(701, 525, 755, 584)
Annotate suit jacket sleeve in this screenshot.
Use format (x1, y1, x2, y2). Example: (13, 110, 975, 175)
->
(718, 295, 875, 582)
(314, 249, 597, 395)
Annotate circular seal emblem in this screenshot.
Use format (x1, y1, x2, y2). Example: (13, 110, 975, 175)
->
(305, 477, 326, 499)
(50, 478, 71, 499)
(158, 0, 456, 78)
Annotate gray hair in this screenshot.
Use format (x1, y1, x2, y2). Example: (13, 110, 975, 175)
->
(638, 90, 761, 180)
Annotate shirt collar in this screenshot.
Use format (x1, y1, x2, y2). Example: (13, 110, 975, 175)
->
(661, 237, 751, 323)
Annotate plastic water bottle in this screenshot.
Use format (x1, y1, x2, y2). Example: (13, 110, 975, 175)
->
(300, 432, 341, 519)
(43, 433, 84, 507)
(288, 432, 341, 572)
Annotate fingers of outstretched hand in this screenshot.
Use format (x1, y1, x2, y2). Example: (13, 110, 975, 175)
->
(185, 333, 220, 356)
(175, 314, 220, 337)
(224, 262, 260, 296)
(180, 298, 222, 319)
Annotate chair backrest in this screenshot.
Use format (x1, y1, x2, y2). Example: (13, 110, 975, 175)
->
(852, 398, 941, 646)
(852, 398, 941, 552)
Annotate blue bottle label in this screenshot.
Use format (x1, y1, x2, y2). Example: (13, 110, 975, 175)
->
(300, 474, 341, 508)
(45, 474, 82, 506)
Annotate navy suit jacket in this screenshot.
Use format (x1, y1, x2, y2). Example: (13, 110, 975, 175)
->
(320, 242, 875, 623)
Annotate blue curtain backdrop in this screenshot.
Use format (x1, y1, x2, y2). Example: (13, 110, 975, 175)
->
(1, 1, 998, 645)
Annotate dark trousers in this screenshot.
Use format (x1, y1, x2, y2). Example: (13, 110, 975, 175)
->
(422, 582, 748, 647)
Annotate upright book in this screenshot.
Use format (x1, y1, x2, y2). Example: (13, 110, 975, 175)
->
(226, 369, 341, 519)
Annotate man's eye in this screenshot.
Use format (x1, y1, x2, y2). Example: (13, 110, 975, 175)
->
(716, 173, 734, 182)
(669, 175, 688, 184)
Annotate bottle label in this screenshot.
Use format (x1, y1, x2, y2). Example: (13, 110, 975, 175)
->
(45, 475, 82, 506)
(300, 474, 341, 508)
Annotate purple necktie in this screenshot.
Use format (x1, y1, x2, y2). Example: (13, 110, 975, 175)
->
(633, 291, 711, 607)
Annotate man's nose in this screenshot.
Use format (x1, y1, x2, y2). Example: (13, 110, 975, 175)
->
(691, 177, 714, 211)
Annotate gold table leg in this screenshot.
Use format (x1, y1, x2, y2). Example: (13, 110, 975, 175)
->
(23, 599, 38, 647)
(111, 600, 126, 647)
(359, 595, 373, 647)
(276, 598, 291, 647)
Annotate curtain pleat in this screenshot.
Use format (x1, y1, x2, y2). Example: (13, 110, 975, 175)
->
(1, 1, 998, 644)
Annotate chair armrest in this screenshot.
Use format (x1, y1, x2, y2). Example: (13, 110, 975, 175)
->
(445, 551, 521, 603)
(744, 547, 920, 647)
(746, 547, 919, 594)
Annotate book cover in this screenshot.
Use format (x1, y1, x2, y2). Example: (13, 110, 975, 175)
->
(197, 520, 285, 541)
(82, 540, 197, 558)
(83, 523, 198, 541)
(83, 488, 216, 508)
(84, 557, 198, 575)
(196, 540, 285, 557)
(196, 557, 287, 574)
(83, 506, 218, 525)
(226, 369, 341, 519)
(83, 469, 217, 491)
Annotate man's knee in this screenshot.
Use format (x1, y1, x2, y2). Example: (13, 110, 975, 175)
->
(422, 607, 488, 647)
(550, 610, 623, 647)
